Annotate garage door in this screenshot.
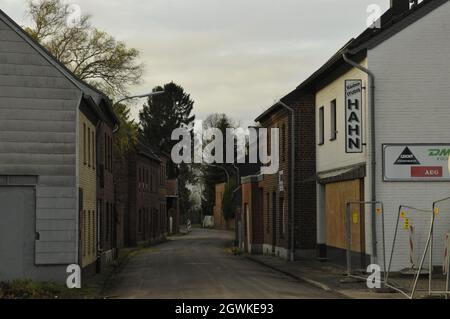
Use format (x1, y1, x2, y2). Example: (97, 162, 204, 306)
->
(0, 187, 35, 281)
(325, 179, 365, 253)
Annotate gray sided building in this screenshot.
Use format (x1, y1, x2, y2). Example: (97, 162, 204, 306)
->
(0, 10, 114, 282)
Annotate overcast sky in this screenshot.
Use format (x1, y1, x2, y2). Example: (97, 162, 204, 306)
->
(2, 0, 389, 126)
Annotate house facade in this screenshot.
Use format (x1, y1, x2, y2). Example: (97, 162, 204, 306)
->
(124, 140, 168, 246)
(254, 87, 316, 260)
(241, 175, 264, 254)
(301, 0, 450, 270)
(96, 102, 120, 269)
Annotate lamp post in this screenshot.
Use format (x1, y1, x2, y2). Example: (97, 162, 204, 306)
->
(112, 91, 165, 133)
(114, 90, 165, 106)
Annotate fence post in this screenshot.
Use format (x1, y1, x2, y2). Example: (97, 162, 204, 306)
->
(346, 202, 352, 276)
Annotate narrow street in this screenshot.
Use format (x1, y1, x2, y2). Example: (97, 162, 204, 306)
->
(106, 228, 341, 299)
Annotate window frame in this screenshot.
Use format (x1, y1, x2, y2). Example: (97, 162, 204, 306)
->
(318, 106, 325, 145)
(330, 99, 337, 141)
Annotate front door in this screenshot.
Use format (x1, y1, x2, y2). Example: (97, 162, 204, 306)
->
(0, 187, 35, 281)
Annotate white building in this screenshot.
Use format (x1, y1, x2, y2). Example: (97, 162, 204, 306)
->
(298, 0, 450, 271)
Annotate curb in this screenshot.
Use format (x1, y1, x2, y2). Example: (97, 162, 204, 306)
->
(244, 255, 349, 299)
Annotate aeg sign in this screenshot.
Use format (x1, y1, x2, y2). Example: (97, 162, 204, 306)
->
(383, 144, 450, 181)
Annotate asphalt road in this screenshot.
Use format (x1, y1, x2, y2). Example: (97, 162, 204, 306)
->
(106, 228, 341, 299)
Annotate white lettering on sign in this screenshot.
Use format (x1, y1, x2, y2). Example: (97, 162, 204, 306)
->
(345, 80, 363, 153)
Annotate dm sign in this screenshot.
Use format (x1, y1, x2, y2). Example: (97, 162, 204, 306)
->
(345, 80, 363, 153)
(383, 144, 450, 181)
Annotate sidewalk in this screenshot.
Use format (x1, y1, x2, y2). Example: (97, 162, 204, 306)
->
(245, 254, 404, 299)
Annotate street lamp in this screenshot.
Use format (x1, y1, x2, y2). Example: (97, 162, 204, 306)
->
(112, 91, 165, 133)
(114, 90, 165, 106)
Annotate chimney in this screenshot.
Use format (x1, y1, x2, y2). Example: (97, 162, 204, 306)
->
(390, 0, 413, 16)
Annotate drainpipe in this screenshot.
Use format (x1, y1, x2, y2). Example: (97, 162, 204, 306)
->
(277, 101, 295, 261)
(342, 52, 377, 263)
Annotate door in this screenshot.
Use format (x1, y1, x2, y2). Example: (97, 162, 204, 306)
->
(325, 179, 365, 253)
(0, 187, 35, 281)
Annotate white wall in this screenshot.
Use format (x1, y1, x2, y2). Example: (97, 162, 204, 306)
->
(369, 1, 450, 271)
(315, 60, 369, 173)
(315, 60, 375, 256)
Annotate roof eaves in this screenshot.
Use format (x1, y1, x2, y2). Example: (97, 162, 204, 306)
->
(0, 9, 119, 122)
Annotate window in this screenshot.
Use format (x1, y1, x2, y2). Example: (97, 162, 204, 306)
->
(106, 203, 110, 241)
(92, 131, 96, 169)
(109, 136, 112, 171)
(104, 133, 108, 171)
(266, 193, 270, 234)
(318, 106, 324, 145)
(83, 124, 86, 165)
(281, 124, 286, 162)
(88, 210, 91, 255)
(91, 210, 95, 253)
(330, 99, 337, 141)
(88, 127, 91, 167)
(82, 210, 86, 257)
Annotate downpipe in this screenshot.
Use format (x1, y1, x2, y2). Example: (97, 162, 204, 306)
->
(342, 52, 378, 264)
(277, 101, 296, 261)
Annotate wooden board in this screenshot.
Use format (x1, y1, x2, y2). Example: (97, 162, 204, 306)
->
(325, 179, 365, 253)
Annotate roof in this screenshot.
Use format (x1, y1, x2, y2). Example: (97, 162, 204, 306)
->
(0, 9, 120, 127)
(296, 0, 447, 91)
(136, 137, 161, 162)
(255, 0, 447, 122)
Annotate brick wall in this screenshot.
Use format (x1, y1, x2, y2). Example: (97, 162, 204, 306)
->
(257, 87, 316, 259)
(285, 89, 317, 252)
(97, 121, 115, 255)
(241, 176, 264, 253)
(79, 111, 97, 269)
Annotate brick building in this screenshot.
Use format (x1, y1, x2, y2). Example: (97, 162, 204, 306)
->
(114, 139, 168, 248)
(96, 102, 120, 269)
(255, 86, 316, 260)
(293, 0, 450, 270)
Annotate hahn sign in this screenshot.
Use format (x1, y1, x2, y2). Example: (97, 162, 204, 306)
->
(345, 80, 363, 153)
(383, 144, 450, 181)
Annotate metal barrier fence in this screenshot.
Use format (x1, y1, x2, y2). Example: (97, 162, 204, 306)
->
(429, 197, 450, 297)
(345, 201, 386, 282)
(385, 205, 432, 299)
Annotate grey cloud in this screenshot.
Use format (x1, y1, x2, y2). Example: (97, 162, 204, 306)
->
(3, 0, 389, 124)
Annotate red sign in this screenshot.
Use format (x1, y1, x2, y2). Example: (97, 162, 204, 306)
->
(411, 166, 443, 178)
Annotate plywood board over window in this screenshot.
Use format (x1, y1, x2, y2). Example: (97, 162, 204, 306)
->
(325, 179, 365, 253)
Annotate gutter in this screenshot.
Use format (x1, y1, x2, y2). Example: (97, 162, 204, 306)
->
(342, 52, 378, 264)
(276, 101, 296, 261)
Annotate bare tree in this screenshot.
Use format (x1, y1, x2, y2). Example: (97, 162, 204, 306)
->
(25, 0, 144, 97)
